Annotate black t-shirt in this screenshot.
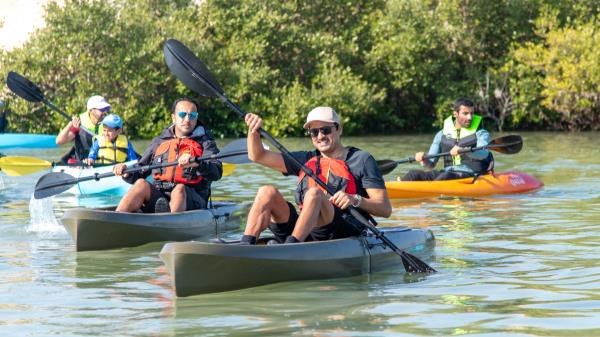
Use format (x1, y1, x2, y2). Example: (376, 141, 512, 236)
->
(282, 147, 385, 197)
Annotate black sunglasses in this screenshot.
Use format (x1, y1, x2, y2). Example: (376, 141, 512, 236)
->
(308, 124, 338, 138)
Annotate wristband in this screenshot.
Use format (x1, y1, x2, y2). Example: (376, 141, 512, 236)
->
(69, 126, 80, 134)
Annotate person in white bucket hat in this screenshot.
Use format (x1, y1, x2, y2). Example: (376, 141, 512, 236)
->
(56, 95, 112, 164)
(237, 106, 391, 245)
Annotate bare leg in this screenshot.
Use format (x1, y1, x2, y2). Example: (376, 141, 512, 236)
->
(244, 185, 290, 239)
(292, 187, 335, 241)
(169, 184, 187, 213)
(116, 179, 151, 213)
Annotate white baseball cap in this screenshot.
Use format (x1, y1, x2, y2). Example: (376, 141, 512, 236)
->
(86, 95, 111, 111)
(303, 106, 340, 129)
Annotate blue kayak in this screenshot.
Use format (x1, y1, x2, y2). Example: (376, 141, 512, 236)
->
(52, 160, 137, 196)
(0, 133, 57, 149)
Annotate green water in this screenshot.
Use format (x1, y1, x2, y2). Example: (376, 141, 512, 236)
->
(1, 132, 598, 336)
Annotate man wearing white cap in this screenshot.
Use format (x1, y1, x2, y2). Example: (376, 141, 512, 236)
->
(239, 107, 391, 245)
(56, 95, 111, 164)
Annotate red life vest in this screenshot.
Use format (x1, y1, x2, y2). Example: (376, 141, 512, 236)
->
(295, 153, 357, 207)
(152, 138, 204, 184)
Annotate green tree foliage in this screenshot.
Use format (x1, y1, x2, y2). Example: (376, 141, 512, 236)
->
(367, 0, 543, 130)
(501, 10, 600, 130)
(0, 0, 599, 137)
(1, 0, 198, 136)
(0, 0, 388, 137)
(193, 0, 387, 136)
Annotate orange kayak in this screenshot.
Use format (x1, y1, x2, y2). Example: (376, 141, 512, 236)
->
(385, 171, 543, 199)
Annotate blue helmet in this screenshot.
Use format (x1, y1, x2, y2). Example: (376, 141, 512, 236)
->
(102, 113, 123, 129)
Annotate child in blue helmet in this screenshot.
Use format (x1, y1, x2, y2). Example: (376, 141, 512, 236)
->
(84, 113, 138, 165)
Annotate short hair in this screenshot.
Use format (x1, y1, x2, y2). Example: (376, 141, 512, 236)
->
(171, 97, 199, 114)
(452, 97, 475, 112)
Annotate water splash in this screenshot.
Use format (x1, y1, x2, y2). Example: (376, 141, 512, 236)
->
(27, 194, 65, 234)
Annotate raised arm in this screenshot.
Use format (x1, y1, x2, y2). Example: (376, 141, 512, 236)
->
(245, 113, 287, 173)
(56, 116, 80, 145)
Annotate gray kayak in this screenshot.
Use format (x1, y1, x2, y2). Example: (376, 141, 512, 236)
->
(60, 201, 246, 251)
(160, 227, 435, 297)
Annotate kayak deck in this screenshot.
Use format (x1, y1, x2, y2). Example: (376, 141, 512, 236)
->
(386, 171, 543, 199)
(160, 227, 435, 297)
(61, 201, 246, 251)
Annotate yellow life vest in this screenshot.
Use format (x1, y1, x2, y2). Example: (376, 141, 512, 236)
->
(96, 134, 129, 164)
(79, 111, 104, 136)
(442, 114, 482, 166)
(63, 112, 105, 163)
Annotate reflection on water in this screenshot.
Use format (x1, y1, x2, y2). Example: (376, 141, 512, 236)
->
(1, 133, 600, 336)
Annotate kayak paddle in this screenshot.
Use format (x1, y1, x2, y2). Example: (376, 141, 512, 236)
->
(163, 38, 435, 274)
(376, 134, 523, 175)
(0, 155, 52, 176)
(34, 138, 249, 199)
(6, 71, 94, 137)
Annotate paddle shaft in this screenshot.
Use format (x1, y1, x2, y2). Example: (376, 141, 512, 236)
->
(399, 140, 521, 164)
(194, 74, 428, 269)
(41, 97, 94, 136)
(38, 150, 246, 191)
(165, 40, 434, 272)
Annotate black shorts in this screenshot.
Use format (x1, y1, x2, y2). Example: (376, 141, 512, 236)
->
(402, 169, 473, 181)
(141, 182, 207, 213)
(268, 202, 363, 243)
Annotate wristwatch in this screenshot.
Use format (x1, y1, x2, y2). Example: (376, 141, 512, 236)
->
(351, 194, 362, 208)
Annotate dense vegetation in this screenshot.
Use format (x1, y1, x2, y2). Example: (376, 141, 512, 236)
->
(1, 0, 598, 138)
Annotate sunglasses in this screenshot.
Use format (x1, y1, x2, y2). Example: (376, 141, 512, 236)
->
(177, 111, 199, 120)
(97, 106, 111, 113)
(307, 124, 338, 138)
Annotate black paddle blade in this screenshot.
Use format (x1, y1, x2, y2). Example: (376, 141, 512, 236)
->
(376, 159, 399, 175)
(6, 71, 44, 103)
(400, 251, 437, 273)
(34, 172, 78, 199)
(219, 138, 250, 164)
(163, 39, 224, 97)
(489, 135, 523, 154)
